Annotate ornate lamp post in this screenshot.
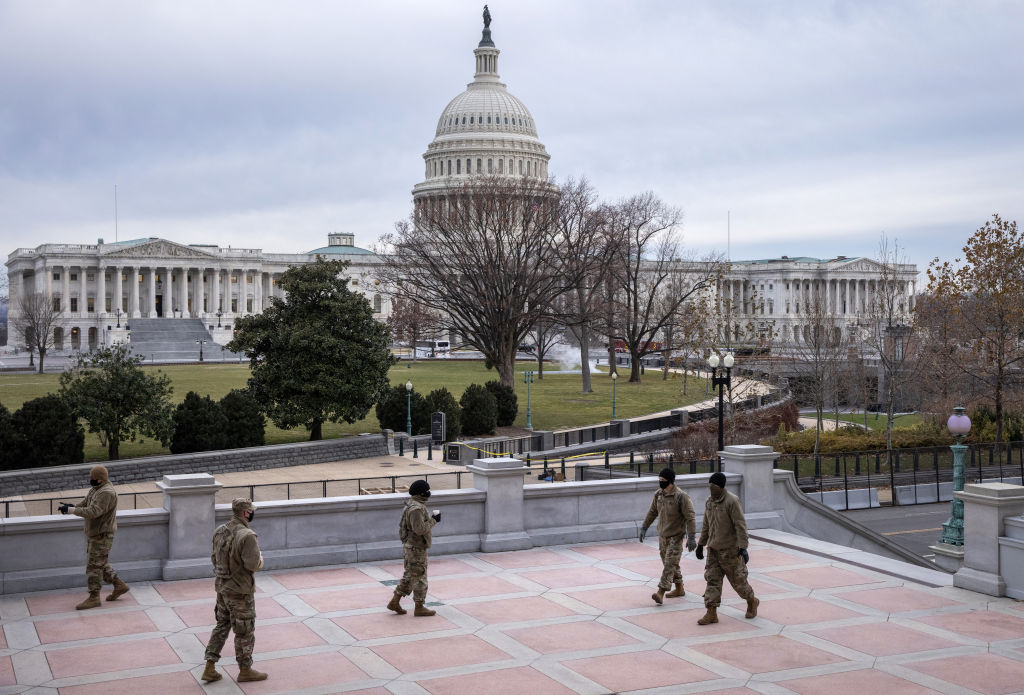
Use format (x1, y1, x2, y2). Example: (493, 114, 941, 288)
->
(216, 311, 223, 328)
(523, 370, 535, 430)
(611, 371, 618, 419)
(115, 307, 122, 328)
(195, 337, 207, 362)
(406, 380, 413, 436)
(941, 405, 972, 546)
(708, 351, 735, 467)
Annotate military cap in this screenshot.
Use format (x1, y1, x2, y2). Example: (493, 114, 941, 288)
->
(89, 465, 109, 483)
(409, 479, 431, 497)
(231, 498, 256, 514)
(709, 472, 727, 488)
(658, 467, 676, 483)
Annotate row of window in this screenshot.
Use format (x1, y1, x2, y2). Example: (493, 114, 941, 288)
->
(47, 271, 280, 285)
(48, 293, 385, 314)
(428, 156, 547, 178)
(444, 113, 532, 130)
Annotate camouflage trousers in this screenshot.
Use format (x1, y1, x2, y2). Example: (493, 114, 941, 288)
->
(85, 533, 120, 594)
(396, 545, 429, 602)
(204, 589, 256, 667)
(703, 546, 755, 608)
(658, 534, 684, 591)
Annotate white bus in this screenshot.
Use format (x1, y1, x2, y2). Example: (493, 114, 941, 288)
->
(414, 340, 450, 358)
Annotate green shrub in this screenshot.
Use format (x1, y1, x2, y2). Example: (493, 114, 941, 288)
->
(375, 384, 430, 434)
(170, 392, 228, 454)
(772, 420, 952, 454)
(13, 395, 84, 467)
(460, 383, 497, 435)
(485, 380, 518, 427)
(0, 402, 19, 470)
(219, 389, 266, 449)
(424, 386, 462, 440)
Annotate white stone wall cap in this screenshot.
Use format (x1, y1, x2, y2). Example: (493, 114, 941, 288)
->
(960, 482, 1024, 499)
(471, 457, 526, 470)
(724, 444, 774, 454)
(159, 473, 218, 487)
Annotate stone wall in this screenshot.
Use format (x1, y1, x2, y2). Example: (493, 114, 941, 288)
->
(0, 434, 389, 497)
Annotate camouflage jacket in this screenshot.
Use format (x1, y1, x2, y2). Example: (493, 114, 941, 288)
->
(72, 481, 118, 537)
(399, 495, 436, 549)
(698, 490, 749, 550)
(211, 517, 262, 595)
(643, 486, 696, 539)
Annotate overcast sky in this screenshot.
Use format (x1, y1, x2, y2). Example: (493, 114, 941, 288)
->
(1, 0, 1022, 280)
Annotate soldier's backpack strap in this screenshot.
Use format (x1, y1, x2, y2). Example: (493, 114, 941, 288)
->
(398, 504, 411, 543)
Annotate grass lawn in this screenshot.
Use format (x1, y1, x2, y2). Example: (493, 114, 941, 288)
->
(825, 412, 923, 430)
(0, 361, 709, 462)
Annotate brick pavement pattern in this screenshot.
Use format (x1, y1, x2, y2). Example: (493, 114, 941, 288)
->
(2, 539, 1024, 694)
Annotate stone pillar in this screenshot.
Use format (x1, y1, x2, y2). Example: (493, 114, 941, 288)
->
(157, 473, 223, 580)
(129, 267, 140, 317)
(469, 457, 531, 552)
(96, 264, 106, 317)
(61, 266, 70, 314)
(212, 268, 221, 314)
(720, 444, 780, 528)
(953, 482, 1024, 596)
(178, 267, 187, 317)
(148, 268, 157, 318)
(113, 265, 123, 316)
(241, 269, 249, 314)
(78, 265, 87, 316)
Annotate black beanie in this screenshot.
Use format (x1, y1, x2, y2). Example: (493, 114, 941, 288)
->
(409, 479, 431, 497)
(658, 467, 676, 483)
(709, 472, 727, 488)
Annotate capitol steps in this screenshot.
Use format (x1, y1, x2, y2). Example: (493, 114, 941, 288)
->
(126, 319, 242, 363)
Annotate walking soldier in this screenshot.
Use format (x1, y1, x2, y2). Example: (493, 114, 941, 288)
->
(640, 467, 697, 604)
(387, 479, 441, 617)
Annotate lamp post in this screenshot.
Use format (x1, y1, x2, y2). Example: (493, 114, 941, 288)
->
(611, 371, 618, 419)
(708, 351, 734, 468)
(523, 370, 535, 429)
(216, 311, 222, 328)
(940, 405, 972, 546)
(115, 307, 122, 328)
(406, 380, 413, 436)
(195, 337, 207, 362)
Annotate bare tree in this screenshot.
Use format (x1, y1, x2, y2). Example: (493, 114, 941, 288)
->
(387, 297, 441, 363)
(527, 315, 563, 380)
(380, 176, 568, 387)
(606, 192, 722, 382)
(914, 291, 968, 417)
(13, 292, 60, 374)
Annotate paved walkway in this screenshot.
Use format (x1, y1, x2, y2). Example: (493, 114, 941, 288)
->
(2, 537, 1023, 694)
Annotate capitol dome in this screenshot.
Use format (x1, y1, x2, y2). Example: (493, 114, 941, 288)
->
(412, 11, 551, 203)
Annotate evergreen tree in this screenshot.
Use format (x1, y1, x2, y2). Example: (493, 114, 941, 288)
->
(12, 395, 84, 467)
(375, 384, 430, 434)
(460, 384, 498, 435)
(219, 389, 266, 449)
(170, 392, 228, 454)
(485, 380, 518, 427)
(0, 402, 24, 470)
(424, 386, 462, 440)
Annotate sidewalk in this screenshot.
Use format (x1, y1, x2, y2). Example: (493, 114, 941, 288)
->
(2, 536, 1022, 694)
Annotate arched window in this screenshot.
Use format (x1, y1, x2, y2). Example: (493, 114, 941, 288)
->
(504, 116, 508, 124)
(466, 158, 471, 173)
(373, 294, 382, 313)
(487, 115, 491, 124)
(518, 159, 523, 175)
(477, 158, 482, 172)
(470, 116, 474, 124)
(462, 116, 466, 124)
(456, 159, 461, 174)
(488, 158, 493, 173)
(498, 159, 503, 173)
(433, 161, 437, 176)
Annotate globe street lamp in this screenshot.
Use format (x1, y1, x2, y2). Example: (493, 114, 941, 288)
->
(195, 337, 207, 362)
(611, 371, 618, 419)
(115, 307, 122, 328)
(523, 370, 535, 430)
(940, 405, 972, 546)
(406, 380, 413, 436)
(216, 310, 223, 328)
(708, 351, 735, 469)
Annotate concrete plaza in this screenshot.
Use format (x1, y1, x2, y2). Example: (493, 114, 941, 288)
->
(2, 536, 1023, 694)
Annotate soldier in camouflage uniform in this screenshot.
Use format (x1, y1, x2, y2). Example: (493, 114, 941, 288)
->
(695, 472, 759, 625)
(387, 480, 441, 617)
(59, 465, 130, 610)
(201, 498, 268, 683)
(640, 468, 697, 604)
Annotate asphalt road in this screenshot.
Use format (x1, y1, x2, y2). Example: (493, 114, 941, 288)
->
(843, 502, 952, 559)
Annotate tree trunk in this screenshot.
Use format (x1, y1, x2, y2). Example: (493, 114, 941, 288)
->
(536, 351, 544, 379)
(37, 348, 45, 374)
(629, 347, 642, 382)
(498, 354, 515, 388)
(579, 324, 592, 393)
(108, 437, 119, 461)
(309, 420, 323, 441)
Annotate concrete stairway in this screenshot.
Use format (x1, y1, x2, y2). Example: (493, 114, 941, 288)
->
(126, 319, 241, 363)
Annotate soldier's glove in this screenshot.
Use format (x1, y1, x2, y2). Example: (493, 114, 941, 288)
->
(639, 526, 648, 543)
(739, 548, 749, 565)
(58, 503, 73, 515)
(686, 536, 697, 552)
(432, 511, 441, 522)
(695, 545, 704, 560)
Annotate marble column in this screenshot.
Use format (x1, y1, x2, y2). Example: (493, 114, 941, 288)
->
(148, 268, 157, 318)
(241, 270, 249, 315)
(212, 268, 221, 315)
(60, 265, 70, 314)
(96, 264, 106, 317)
(129, 267, 140, 318)
(79, 266, 87, 316)
(113, 265, 123, 316)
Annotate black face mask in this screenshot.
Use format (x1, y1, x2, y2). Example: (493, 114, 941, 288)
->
(89, 479, 100, 487)
(248, 510, 256, 522)
(422, 490, 431, 499)
(659, 480, 670, 489)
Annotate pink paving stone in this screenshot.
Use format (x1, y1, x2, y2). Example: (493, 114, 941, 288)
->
(564, 586, 672, 612)
(571, 542, 659, 560)
(608, 557, 705, 579)
(838, 586, 962, 612)
(173, 596, 291, 627)
(342, 690, 393, 695)
(57, 671, 206, 695)
(45, 637, 181, 678)
(755, 597, 864, 626)
(691, 635, 848, 674)
(453, 596, 578, 624)
(0, 656, 13, 687)
(153, 577, 217, 602)
(0, 627, 6, 649)
(517, 566, 629, 589)
(565, 649, 718, 692)
(205, 620, 326, 657)
(502, 620, 639, 654)
(420, 665, 578, 695)
(764, 566, 884, 590)
(914, 608, 1024, 641)
(26, 591, 138, 615)
(272, 566, 375, 589)
(426, 575, 526, 600)
(299, 585, 395, 613)
(332, 612, 459, 640)
(222, 651, 368, 694)
(371, 634, 512, 673)
(474, 548, 570, 569)
(905, 653, 1024, 695)
(625, 608, 757, 639)
(808, 622, 961, 656)
(780, 668, 944, 695)
(742, 548, 810, 567)
(683, 575, 790, 598)
(375, 557, 483, 578)
(35, 609, 158, 644)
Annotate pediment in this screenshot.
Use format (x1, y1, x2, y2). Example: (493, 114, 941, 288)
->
(837, 258, 880, 272)
(104, 239, 219, 260)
